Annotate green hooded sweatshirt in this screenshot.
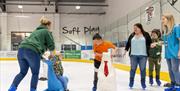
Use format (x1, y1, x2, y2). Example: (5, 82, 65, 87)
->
(19, 25, 55, 55)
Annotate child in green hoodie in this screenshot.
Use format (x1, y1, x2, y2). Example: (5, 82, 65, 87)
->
(149, 29, 162, 86)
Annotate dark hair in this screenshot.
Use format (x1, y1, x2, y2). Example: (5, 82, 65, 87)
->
(151, 29, 161, 38)
(134, 23, 145, 33)
(93, 33, 102, 40)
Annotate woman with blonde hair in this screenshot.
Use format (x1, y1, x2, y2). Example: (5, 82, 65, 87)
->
(8, 16, 55, 91)
(162, 13, 180, 91)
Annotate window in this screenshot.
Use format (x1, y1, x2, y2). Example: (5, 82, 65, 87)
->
(11, 32, 31, 50)
(61, 44, 76, 51)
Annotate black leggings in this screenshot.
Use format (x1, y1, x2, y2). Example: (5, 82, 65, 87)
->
(94, 59, 101, 69)
(93, 59, 101, 88)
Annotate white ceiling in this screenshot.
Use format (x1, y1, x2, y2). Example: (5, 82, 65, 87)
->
(2, 0, 107, 14)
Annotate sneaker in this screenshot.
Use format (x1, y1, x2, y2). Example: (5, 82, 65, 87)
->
(156, 76, 161, 86)
(92, 87, 96, 91)
(164, 87, 175, 91)
(8, 85, 17, 91)
(149, 76, 153, 86)
(129, 78, 134, 88)
(141, 78, 146, 89)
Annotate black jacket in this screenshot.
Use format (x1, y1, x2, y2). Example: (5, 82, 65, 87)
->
(125, 32, 152, 56)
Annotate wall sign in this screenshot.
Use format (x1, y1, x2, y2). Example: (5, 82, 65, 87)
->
(62, 26, 100, 35)
(168, 0, 178, 6)
(145, 6, 154, 24)
(64, 50, 81, 59)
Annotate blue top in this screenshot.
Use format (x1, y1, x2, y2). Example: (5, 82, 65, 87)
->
(131, 35, 147, 56)
(164, 24, 180, 59)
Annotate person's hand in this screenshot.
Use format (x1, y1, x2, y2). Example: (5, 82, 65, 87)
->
(49, 50, 56, 59)
(49, 53, 55, 59)
(42, 51, 50, 60)
(151, 43, 157, 48)
(178, 50, 180, 59)
(56, 52, 63, 60)
(111, 48, 117, 57)
(158, 41, 163, 45)
(123, 50, 127, 57)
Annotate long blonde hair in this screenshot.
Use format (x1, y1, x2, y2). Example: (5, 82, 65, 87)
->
(40, 16, 51, 26)
(162, 14, 175, 35)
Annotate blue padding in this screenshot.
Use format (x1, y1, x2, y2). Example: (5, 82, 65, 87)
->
(44, 60, 68, 91)
(81, 45, 93, 50)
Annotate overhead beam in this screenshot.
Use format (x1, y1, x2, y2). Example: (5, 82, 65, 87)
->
(58, 3, 108, 7)
(7, 11, 106, 15)
(58, 0, 106, 3)
(0, 2, 108, 7)
(0, 2, 54, 6)
(0, 0, 6, 12)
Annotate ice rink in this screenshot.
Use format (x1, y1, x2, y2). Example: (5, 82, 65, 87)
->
(0, 61, 166, 91)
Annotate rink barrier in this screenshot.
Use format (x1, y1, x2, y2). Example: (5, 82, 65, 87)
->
(0, 58, 170, 82)
(0, 58, 17, 60)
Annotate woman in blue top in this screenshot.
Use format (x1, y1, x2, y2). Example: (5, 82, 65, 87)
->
(162, 13, 180, 91)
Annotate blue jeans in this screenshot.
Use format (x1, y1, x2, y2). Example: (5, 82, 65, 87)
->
(166, 59, 180, 85)
(11, 48, 41, 89)
(57, 76, 68, 89)
(130, 55, 147, 79)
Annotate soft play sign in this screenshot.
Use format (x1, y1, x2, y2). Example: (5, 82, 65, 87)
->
(62, 26, 100, 35)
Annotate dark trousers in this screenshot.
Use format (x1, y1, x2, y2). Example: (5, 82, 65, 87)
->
(148, 57, 161, 77)
(93, 59, 101, 88)
(11, 48, 41, 89)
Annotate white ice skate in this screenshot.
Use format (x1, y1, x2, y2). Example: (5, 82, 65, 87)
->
(97, 49, 117, 91)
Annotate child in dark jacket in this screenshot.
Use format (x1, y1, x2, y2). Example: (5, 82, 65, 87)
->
(149, 29, 162, 86)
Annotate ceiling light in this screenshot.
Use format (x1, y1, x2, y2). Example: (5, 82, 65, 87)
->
(75, 6, 80, 10)
(18, 5, 23, 9)
(15, 15, 29, 18)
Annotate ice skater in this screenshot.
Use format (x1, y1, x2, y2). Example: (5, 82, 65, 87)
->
(124, 23, 152, 90)
(148, 29, 162, 86)
(8, 16, 55, 91)
(92, 33, 116, 91)
(43, 52, 69, 91)
(162, 13, 180, 91)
